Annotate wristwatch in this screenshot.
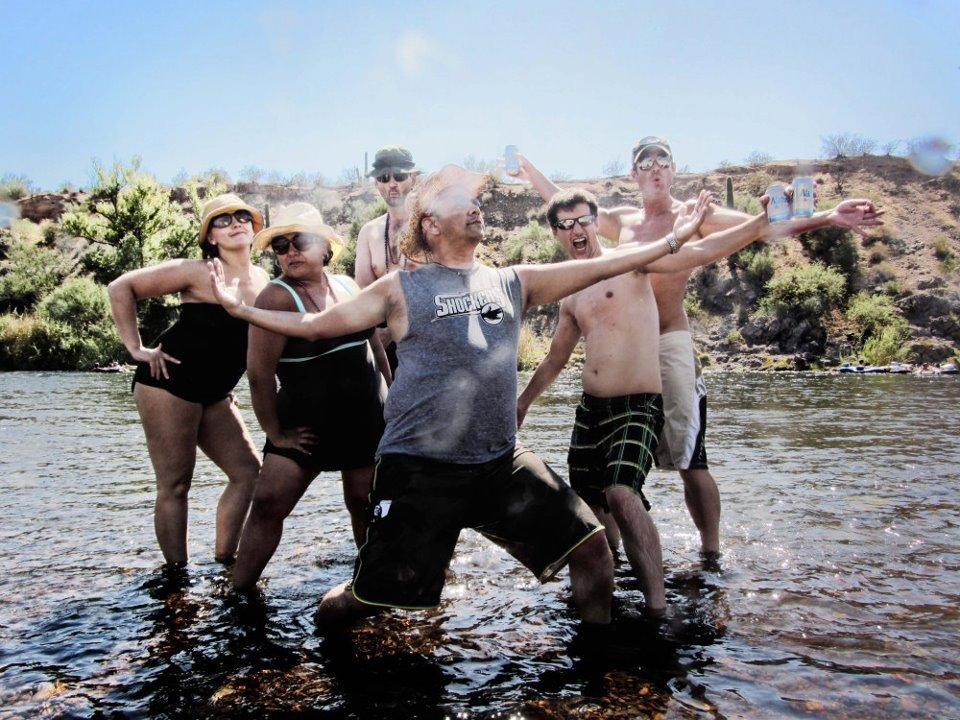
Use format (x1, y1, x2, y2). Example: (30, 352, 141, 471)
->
(665, 232, 679, 254)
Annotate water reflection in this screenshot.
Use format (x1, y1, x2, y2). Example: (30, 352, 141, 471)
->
(0, 371, 958, 718)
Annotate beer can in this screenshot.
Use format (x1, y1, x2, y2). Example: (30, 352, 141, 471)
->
(504, 145, 519, 173)
(792, 176, 815, 218)
(765, 183, 791, 223)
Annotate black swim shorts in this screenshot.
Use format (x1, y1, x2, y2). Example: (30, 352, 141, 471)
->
(350, 445, 603, 610)
(567, 393, 664, 511)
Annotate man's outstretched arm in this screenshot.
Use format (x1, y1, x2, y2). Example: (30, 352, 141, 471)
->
(517, 301, 581, 427)
(209, 258, 392, 340)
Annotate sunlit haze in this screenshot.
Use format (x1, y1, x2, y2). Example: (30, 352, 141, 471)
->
(2, 0, 958, 188)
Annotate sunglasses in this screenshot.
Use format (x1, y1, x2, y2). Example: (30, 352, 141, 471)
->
(270, 233, 322, 255)
(635, 155, 673, 171)
(553, 214, 596, 231)
(210, 209, 254, 229)
(375, 172, 411, 184)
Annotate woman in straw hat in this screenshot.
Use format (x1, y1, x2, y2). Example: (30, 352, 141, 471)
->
(232, 202, 388, 590)
(108, 193, 268, 566)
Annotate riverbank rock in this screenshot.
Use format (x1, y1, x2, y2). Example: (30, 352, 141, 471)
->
(17, 193, 78, 223)
(740, 315, 827, 355)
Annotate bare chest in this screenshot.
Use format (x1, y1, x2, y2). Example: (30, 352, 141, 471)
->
(573, 272, 653, 332)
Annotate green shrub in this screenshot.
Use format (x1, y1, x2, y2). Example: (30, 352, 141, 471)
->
(743, 171, 776, 197)
(725, 328, 744, 345)
(881, 279, 903, 296)
(38, 277, 111, 330)
(861, 325, 909, 365)
(932, 235, 953, 261)
(734, 195, 763, 215)
(0, 311, 123, 370)
(517, 323, 550, 370)
(0, 222, 76, 311)
(331, 198, 389, 276)
(61, 159, 204, 284)
(0, 174, 34, 201)
(759, 260, 845, 322)
(797, 225, 860, 293)
(683, 292, 705, 318)
(504, 221, 565, 265)
(845, 292, 903, 341)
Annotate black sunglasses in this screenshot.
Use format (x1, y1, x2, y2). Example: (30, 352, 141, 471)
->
(553, 214, 596, 231)
(375, 172, 411, 184)
(210, 209, 254, 229)
(270, 233, 322, 255)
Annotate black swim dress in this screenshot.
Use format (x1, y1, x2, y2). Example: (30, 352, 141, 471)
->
(262, 276, 386, 473)
(131, 303, 248, 406)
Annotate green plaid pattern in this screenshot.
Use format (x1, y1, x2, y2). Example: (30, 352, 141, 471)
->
(567, 393, 664, 511)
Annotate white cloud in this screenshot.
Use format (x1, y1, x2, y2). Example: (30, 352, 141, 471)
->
(396, 32, 436, 77)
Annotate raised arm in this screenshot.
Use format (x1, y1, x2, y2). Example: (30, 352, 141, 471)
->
(517, 300, 581, 427)
(107, 259, 207, 378)
(515, 191, 713, 310)
(209, 259, 391, 340)
(509, 154, 634, 242)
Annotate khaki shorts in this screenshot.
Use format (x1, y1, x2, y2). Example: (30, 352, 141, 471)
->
(656, 330, 709, 471)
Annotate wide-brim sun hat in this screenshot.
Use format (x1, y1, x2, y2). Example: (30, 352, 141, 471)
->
(198, 193, 264, 244)
(253, 201, 345, 263)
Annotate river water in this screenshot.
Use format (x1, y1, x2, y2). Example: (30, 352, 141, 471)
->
(0, 371, 958, 719)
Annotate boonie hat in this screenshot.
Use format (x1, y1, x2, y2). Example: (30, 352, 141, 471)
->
(367, 145, 419, 178)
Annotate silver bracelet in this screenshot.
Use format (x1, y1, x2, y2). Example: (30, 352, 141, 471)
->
(665, 232, 679, 254)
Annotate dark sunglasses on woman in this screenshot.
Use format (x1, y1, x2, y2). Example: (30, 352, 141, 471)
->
(270, 233, 322, 255)
(210, 209, 254, 229)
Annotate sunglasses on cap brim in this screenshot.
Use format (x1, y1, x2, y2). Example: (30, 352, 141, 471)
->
(210, 209, 254, 229)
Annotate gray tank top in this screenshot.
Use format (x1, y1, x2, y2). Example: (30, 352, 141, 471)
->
(377, 262, 524, 463)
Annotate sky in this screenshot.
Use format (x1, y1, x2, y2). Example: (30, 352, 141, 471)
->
(1, 0, 958, 189)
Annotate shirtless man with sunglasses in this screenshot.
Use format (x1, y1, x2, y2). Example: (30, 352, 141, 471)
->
(513, 140, 882, 571)
(355, 145, 422, 376)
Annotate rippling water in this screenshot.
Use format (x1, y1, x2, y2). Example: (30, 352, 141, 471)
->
(1, 371, 958, 719)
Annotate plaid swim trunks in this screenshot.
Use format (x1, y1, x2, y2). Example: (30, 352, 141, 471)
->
(567, 393, 664, 511)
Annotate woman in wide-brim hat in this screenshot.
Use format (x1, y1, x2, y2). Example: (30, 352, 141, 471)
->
(108, 193, 269, 566)
(232, 202, 390, 590)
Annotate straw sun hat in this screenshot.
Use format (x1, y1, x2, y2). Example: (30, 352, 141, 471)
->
(253, 202, 345, 264)
(198, 193, 264, 244)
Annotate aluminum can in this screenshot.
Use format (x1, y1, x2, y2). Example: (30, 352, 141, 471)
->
(504, 145, 519, 173)
(792, 176, 815, 218)
(765, 183, 791, 223)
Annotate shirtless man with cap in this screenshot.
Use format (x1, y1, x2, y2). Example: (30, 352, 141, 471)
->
(208, 165, 763, 632)
(355, 145, 421, 376)
(516, 186, 880, 613)
(514, 143, 882, 560)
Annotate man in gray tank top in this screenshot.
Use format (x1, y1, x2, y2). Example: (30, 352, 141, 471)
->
(210, 164, 731, 633)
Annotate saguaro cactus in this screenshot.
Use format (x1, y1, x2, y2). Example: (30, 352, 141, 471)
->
(725, 176, 734, 208)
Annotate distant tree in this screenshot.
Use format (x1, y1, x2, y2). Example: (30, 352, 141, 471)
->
(880, 140, 902, 156)
(745, 150, 773, 164)
(677, 164, 691, 174)
(0, 173, 35, 201)
(821, 133, 876, 158)
(601, 158, 626, 177)
(60, 159, 211, 284)
(195, 167, 232, 186)
(240, 166, 266, 183)
(336, 167, 363, 187)
(171, 169, 189, 186)
(549, 171, 572, 182)
(462, 155, 499, 174)
(717, 160, 734, 169)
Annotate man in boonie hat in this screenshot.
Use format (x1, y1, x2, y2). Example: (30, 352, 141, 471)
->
(356, 145, 422, 376)
(210, 162, 727, 633)
(199, 193, 264, 259)
(253, 201, 344, 266)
